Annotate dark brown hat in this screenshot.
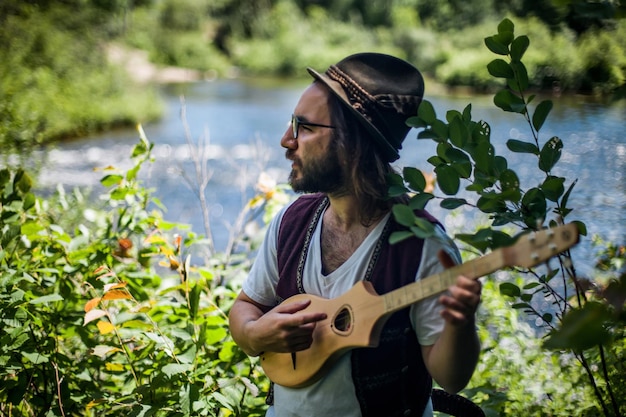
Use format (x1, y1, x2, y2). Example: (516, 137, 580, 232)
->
(307, 52, 424, 162)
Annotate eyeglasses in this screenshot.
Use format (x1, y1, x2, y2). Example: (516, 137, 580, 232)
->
(291, 114, 335, 139)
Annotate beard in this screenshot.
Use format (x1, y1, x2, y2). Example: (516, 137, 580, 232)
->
(287, 146, 345, 194)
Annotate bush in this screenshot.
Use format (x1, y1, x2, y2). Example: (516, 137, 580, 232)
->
(0, 131, 276, 416)
(0, 3, 163, 147)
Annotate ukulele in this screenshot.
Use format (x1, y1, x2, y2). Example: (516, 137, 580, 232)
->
(260, 223, 579, 388)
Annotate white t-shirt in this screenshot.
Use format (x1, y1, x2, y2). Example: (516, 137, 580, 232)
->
(243, 201, 461, 417)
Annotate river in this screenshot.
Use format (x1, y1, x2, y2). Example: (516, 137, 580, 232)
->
(36, 79, 626, 277)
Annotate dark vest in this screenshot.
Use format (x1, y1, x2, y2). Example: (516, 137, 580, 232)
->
(273, 193, 438, 417)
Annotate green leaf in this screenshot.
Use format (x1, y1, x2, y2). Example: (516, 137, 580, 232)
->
(446, 149, 472, 178)
(541, 176, 565, 202)
(29, 294, 64, 304)
(510, 60, 529, 91)
(427, 156, 444, 166)
(510, 35, 530, 61)
(13, 169, 33, 194)
(392, 204, 416, 227)
(417, 129, 440, 141)
(445, 110, 463, 123)
(126, 164, 140, 181)
(497, 18, 515, 35)
(22, 351, 49, 364)
(487, 59, 514, 78)
(0, 168, 10, 188)
(403, 167, 426, 192)
(493, 90, 526, 114)
(477, 194, 507, 213)
(448, 117, 469, 147)
(406, 115, 426, 128)
(472, 140, 495, 173)
(22, 193, 36, 211)
(506, 139, 539, 155)
(543, 302, 613, 351)
(532, 100, 553, 132)
(462, 104, 472, 122)
(436, 141, 452, 162)
(500, 282, 521, 297)
(434, 165, 460, 195)
(410, 218, 436, 238)
(100, 174, 124, 187)
(389, 231, 413, 244)
(440, 198, 467, 209)
(499, 169, 520, 192)
(538, 136, 563, 172)
(521, 188, 547, 226)
(484, 36, 509, 55)
(388, 184, 408, 197)
(432, 119, 449, 140)
(162, 363, 191, 377)
(559, 178, 577, 213)
(408, 193, 434, 210)
(417, 100, 436, 124)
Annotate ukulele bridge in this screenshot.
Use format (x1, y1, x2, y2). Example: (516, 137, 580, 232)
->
(331, 305, 354, 336)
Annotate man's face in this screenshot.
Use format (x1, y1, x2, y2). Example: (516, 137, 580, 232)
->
(281, 83, 345, 194)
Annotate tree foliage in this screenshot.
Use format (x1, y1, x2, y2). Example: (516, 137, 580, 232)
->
(396, 18, 625, 416)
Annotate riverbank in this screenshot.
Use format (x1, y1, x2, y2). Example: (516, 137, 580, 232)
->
(106, 44, 208, 84)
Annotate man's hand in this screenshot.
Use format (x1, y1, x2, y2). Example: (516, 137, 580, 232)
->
(437, 250, 482, 326)
(229, 292, 327, 357)
(247, 299, 327, 354)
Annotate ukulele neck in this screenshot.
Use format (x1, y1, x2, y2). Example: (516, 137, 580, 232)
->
(381, 249, 504, 314)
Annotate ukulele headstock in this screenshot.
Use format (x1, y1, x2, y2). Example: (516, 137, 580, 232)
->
(503, 223, 580, 268)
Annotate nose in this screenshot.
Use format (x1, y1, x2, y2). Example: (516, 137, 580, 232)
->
(280, 126, 296, 149)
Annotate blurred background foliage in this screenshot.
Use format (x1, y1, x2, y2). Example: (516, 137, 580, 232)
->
(1, 0, 625, 146)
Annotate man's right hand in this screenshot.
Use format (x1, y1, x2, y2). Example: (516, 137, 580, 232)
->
(229, 292, 327, 357)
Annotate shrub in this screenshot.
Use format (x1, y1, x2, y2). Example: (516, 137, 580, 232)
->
(0, 129, 277, 416)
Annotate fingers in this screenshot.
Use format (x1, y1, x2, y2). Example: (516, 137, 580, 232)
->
(277, 300, 327, 326)
(251, 299, 327, 353)
(437, 249, 457, 269)
(439, 275, 482, 326)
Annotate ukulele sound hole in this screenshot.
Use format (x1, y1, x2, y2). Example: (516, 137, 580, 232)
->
(332, 305, 353, 335)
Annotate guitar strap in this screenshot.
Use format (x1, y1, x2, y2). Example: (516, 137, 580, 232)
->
(270, 193, 439, 416)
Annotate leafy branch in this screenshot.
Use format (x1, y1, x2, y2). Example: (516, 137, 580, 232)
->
(392, 18, 624, 416)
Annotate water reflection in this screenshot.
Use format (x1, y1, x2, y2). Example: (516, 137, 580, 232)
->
(35, 80, 626, 276)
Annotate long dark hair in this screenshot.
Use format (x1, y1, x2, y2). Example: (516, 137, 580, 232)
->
(327, 91, 408, 226)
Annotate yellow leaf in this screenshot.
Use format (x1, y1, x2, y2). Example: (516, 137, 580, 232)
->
(105, 362, 124, 372)
(86, 399, 106, 409)
(84, 309, 107, 325)
(159, 245, 174, 257)
(102, 289, 131, 301)
(97, 321, 115, 335)
(104, 282, 127, 292)
(144, 235, 167, 244)
(84, 297, 102, 312)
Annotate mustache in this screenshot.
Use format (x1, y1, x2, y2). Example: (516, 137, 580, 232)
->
(285, 150, 300, 164)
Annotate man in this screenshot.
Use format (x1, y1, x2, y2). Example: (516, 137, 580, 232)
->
(229, 53, 481, 417)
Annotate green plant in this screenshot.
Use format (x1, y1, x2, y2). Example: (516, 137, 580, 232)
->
(0, 127, 279, 416)
(393, 18, 624, 416)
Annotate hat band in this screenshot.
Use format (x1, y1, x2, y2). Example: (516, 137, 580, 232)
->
(326, 65, 381, 125)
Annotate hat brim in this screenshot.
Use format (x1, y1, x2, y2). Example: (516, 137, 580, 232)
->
(307, 67, 400, 161)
